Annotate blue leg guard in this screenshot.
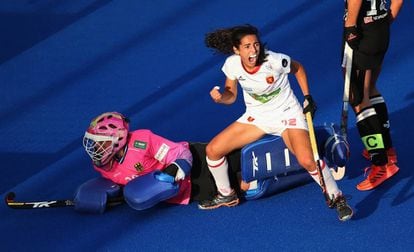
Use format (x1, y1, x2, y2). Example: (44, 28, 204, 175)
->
(74, 177, 122, 214)
(244, 172, 312, 200)
(241, 123, 349, 200)
(241, 135, 312, 200)
(241, 135, 305, 182)
(124, 171, 179, 210)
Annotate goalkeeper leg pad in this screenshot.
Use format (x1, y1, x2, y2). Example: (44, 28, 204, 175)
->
(240, 134, 311, 200)
(244, 172, 312, 200)
(240, 135, 304, 182)
(124, 171, 179, 210)
(74, 177, 122, 214)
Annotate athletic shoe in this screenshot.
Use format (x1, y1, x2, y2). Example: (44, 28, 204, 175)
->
(332, 195, 353, 222)
(362, 147, 398, 164)
(197, 190, 239, 210)
(386, 162, 400, 177)
(356, 163, 399, 191)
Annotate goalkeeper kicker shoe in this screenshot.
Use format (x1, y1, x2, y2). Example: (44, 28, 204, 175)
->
(332, 195, 353, 222)
(356, 163, 399, 191)
(198, 190, 239, 210)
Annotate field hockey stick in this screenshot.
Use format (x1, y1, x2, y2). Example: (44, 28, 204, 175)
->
(340, 43, 353, 139)
(330, 43, 353, 181)
(305, 112, 332, 207)
(5, 192, 124, 210)
(330, 165, 346, 181)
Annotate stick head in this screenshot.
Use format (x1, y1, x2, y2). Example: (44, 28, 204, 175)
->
(5, 192, 15, 203)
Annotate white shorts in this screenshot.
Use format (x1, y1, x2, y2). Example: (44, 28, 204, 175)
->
(237, 95, 308, 136)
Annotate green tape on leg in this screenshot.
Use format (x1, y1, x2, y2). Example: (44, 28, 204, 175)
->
(361, 134, 384, 151)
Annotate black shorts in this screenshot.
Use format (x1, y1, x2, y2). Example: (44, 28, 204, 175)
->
(189, 142, 241, 201)
(343, 17, 390, 70)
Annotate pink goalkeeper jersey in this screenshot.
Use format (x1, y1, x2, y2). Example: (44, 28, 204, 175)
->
(94, 129, 192, 205)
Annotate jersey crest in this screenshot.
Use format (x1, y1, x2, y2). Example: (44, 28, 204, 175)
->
(134, 162, 144, 172)
(266, 75, 274, 84)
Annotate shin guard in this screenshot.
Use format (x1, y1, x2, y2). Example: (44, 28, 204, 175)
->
(370, 95, 393, 149)
(356, 107, 387, 166)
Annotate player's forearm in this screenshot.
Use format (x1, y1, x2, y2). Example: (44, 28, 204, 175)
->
(291, 61, 310, 96)
(296, 77, 310, 97)
(390, 0, 403, 21)
(217, 89, 237, 104)
(215, 79, 237, 104)
(345, 0, 362, 27)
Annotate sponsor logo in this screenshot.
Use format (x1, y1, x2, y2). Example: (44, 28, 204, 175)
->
(238, 76, 246, 81)
(155, 143, 170, 162)
(247, 116, 255, 122)
(252, 152, 258, 177)
(125, 174, 139, 182)
(32, 201, 57, 208)
(134, 140, 147, 149)
(265, 64, 273, 71)
(249, 88, 281, 103)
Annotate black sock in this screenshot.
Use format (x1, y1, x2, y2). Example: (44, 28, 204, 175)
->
(370, 95, 393, 149)
(356, 107, 387, 166)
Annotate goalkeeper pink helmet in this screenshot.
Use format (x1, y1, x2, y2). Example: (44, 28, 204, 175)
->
(83, 112, 130, 167)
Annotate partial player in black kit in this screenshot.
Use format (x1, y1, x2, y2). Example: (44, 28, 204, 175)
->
(343, 0, 403, 191)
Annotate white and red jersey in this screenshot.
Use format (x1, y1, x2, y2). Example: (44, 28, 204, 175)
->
(222, 50, 307, 135)
(94, 129, 192, 205)
(222, 50, 294, 113)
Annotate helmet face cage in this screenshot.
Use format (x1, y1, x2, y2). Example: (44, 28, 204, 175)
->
(83, 112, 129, 166)
(83, 132, 116, 167)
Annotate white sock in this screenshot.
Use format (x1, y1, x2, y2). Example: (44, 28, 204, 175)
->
(308, 161, 341, 200)
(206, 156, 232, 196)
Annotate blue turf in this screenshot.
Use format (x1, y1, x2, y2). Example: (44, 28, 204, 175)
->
(1, 0, 414, 251)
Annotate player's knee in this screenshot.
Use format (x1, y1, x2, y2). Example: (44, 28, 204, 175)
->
(296, 155, 315, 171)
(205, 142, 221, 159)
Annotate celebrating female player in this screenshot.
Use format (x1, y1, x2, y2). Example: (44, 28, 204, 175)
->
(201, 24, 353, 221)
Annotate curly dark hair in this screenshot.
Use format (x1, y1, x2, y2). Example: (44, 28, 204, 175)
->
(204, 24, 267, 65)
